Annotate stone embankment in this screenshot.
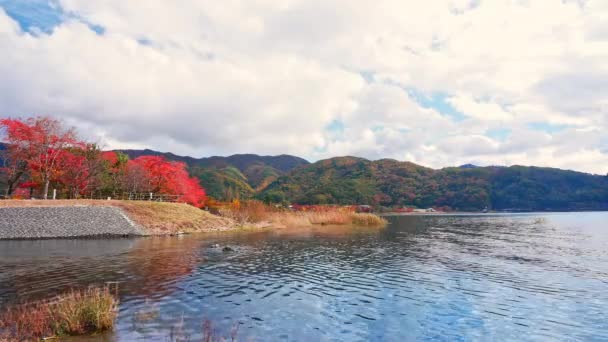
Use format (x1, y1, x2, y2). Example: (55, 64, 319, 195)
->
(0, 206, 144, 239)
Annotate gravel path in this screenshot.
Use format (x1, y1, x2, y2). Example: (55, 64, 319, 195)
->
(0, 206, 145, 239)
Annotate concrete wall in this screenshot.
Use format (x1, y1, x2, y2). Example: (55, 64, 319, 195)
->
(0, 206, 144, 239)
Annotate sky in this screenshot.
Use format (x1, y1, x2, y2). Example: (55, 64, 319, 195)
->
(0, 0, 607, 174)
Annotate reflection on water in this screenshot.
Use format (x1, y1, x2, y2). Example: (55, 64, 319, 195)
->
(1, 213, 607, 341)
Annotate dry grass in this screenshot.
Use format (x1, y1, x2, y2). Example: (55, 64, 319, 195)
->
(0, 199, 236, 234)
(350, 213, 388, 226)
(218, 200, 274, 224)
(220, 201, 387, 228)
(269, 212, 310, 227)
(0, 286, 118, 341)
(111, 201, 235, 234)
(308, 211, 353, 225)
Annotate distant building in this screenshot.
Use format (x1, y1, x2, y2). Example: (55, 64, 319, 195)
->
(413, 208, 435, 213)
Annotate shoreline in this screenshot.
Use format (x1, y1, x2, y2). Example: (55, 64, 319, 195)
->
(0, 200, 387, 240)
(0, 200, 236, 240)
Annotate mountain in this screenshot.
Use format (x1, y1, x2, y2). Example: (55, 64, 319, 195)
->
(8, 143, 607, 210)
(260, 157, 608, 211)
(117, 149, 309, 200)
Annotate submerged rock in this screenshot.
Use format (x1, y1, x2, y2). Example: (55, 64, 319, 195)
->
(222, 246, 234, 252)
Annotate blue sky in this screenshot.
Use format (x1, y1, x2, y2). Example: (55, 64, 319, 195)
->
(0, 0, 104, 34)
(0, 0, 63, 33)
(0, 0, 606, 173)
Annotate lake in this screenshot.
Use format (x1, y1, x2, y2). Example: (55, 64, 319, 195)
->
(1, 212, 607, 341)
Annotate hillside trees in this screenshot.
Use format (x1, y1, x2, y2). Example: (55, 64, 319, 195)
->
(260, 157, 608, 211)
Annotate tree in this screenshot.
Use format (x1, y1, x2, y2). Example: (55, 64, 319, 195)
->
(56, 150, 89, 198)
(129, 156, 207, 207)
(79, 144, 106, 197)
(1, 116, 207, 206)
(124, 158, 149, 194)
(0, 117, 81, 199)
(101, 151, 129, 195)
(0, 147, 28, 196)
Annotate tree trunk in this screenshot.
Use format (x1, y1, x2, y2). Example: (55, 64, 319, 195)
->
(43, 179, 50, 200)
(5, 164, 26, 196)
(6, 175, 21, 196)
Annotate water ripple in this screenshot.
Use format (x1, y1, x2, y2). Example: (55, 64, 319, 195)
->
(0, 213, 607, 341)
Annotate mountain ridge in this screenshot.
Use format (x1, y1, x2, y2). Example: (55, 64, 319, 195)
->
(260, 156, 608, 211)
(117, 149, 309, 171)
(116, 149, 310, 199)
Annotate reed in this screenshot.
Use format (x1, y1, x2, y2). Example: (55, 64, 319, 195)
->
(350, 213, 388, 226)
(219, 200, 277, 224)
(0, 286, 118, 341)
(221, 201, 387, 227)
(308, 210, 353, 225)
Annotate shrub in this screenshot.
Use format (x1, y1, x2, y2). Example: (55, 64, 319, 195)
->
(0, 286, 118, 340)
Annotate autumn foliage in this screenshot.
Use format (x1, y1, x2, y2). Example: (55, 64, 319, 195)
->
(125, 155, 207, 207)
(0, 117, 80, 199)
(0, 116, 206, 207)
(0, 286, 118, 340)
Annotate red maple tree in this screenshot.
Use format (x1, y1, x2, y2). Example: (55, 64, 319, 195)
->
(1, 116, 207, 206)
(56, 151, 90, 198)
(0, 117, 82, 199)
(129, 156, 207, 207)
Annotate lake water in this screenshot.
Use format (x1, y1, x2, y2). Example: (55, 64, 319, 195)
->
(0, 213, 607, 341)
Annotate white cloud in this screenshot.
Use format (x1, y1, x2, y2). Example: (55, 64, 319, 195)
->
(0, 0, 607, 174)
(447, 95, 513, 121)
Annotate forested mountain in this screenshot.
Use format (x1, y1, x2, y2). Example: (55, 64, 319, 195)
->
(117, 149, 309, 200)
(118, 149, 308, 173)
(7, 142, 606, 211)
(259, 157, 608, 211)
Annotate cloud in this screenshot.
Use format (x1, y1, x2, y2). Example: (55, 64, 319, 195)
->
(0, 0, 607, 174)
(447, 95, 513, 121)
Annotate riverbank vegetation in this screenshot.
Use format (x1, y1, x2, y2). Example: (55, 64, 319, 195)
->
(0, 286, 118, 341)
(216, 200, 387, 228)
